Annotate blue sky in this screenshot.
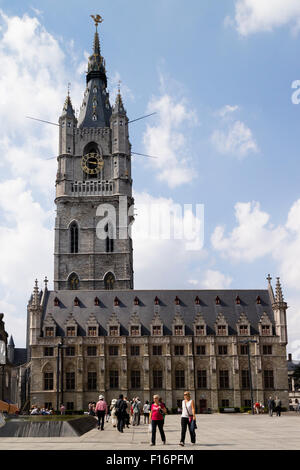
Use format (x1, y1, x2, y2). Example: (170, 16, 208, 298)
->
(0, 0, 300, 356)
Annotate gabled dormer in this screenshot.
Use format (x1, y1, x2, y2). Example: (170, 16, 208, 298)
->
(172, 311, 185, 336)
(43, 313, 57, 338)
(215, 312, 228, 336)
(86, 313, 99, 337)
(236, 312, 250, 336)
(64, 313, 78, 337)
(150, 310, 163, 337)
(193, 312, 207, 336)
(128, 311, 141, 337)
(258, 312, 273, 336)
(107, 311, 120, 337)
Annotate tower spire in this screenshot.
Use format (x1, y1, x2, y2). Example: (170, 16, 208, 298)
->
(275, 277, 284, 303)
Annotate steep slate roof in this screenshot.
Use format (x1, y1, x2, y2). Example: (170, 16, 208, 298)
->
(12, 348, 27, 366)
(42, 289, 275, 337)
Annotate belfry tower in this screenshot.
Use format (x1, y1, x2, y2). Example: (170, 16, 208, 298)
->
(54, 16, 134, 291)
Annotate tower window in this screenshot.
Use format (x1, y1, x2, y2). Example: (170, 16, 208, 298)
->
(70, 222, 79, 253)
(68, 273, 79, 290)
(104, 272, 115, 290)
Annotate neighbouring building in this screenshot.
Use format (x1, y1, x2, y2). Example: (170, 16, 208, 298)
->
(26, 18, 289, 413)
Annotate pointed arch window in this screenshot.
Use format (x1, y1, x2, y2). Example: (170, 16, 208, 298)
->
(105, 223, 114, 253)
(70, 222, 79, 253)
(104, 272, 115, 290)
(69, 273, 79, 290)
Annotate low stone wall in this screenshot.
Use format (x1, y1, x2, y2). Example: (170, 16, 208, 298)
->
(0, 416, 96, 437)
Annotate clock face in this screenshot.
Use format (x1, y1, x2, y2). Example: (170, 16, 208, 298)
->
(81, 153, 104, 175)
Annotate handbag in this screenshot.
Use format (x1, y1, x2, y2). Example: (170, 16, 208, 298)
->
(184, 400, 197, 429)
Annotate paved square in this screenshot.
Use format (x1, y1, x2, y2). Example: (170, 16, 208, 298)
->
(0, 413, 299, 450)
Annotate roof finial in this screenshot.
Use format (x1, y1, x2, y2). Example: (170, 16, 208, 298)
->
(67, 82, 71, 97)
(266, 274, 272, 285)
(90, 14, 104, 31)
(275, 277, 284, 303)
(44, 276, 48, 290)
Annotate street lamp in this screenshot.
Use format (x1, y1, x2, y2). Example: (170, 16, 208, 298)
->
(240, 339, 257, 415)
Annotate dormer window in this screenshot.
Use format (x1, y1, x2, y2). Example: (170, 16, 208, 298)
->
(74, 297, 79, 307)
(256, 296, 261, 304)
(154, 296, 159, 305)
(114, 297, 119, 306)
(195, 296, 200, 305)
(88, 326, 97, 337)
(130, 326, 139, 336)
(236, 296, 241, 305)
(54, 297, 59, 307)
(134, 296, 139, 306)
(262, 325, 271, 336)
(174, 325, 183, 336)
(94, 297, 100, 306)
(45, 327, 54, 337)
(215, 296, 220, 305)
(152, 325, 162, 336)
(239, 324, 249, 335)
(217, 325, 227, 336)
(109, 325, 118, 337)
(195, 325, 205, 336)
(174, 296, 180, 305)
(67, 326, 76, 337)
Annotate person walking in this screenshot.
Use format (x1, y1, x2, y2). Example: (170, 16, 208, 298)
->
(179, 391, 196, 446)
(60, 403, 65, 415)
(143, 401, 151, 424)
(110, 399, 118, 427)
(95, 395, 108, 430)
(116, 394, 127, 433)
(132, 398, 140, 426)
(267, 397, 275, 417)
(149, 394, 166, 446)
(275, 396, 282, 417)
(124, 397, 130, 428)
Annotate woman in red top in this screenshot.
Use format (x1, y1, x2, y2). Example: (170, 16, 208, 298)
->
(149, 395, 167, 446)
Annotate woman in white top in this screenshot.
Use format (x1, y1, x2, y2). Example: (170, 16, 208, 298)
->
(179, 391, 196, 446)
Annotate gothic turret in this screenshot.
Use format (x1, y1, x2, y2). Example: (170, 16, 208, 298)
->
(58, 92, 77, 155)
(77, 19, 111, 128)
(7, 335, 15, 364)
(29, 280, 42, 346)
(271, 276, 288, 344)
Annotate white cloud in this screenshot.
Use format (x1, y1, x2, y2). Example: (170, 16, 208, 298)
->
(143, 91, 197, 188)
(189, 270, 233, 289)
(228, 0, 300, 36)
(133, 191, 207, 288)
(211, 119, 258, 159)
(217, 104, 239, 117)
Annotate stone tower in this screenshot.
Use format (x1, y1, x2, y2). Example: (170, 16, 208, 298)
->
(54, 20, 134, 291)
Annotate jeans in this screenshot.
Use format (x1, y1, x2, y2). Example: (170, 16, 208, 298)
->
(97, 410, 105, 429)
(276, 407, 281, 417)
(269, 408, 273, 417)
(144, 413, 149, 424)
(151, 419, 165, 444)
(117, 415, 125, 432)
(180, 417, 196, 444)
(132, 412, 139, 425)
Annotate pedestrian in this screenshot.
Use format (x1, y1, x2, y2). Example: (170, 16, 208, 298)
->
(95, 395, 108, 430)
(115, 394, 127, 433)
(143, 400, 151, 424)
(275, 396, 282, 417)
(149, 394, 166, 446)
(254, 402, 260, 415)
(124, 397, 130, 428)
(259, 402, 264, 414)
(60, 403, 65, 415)
(179, 391, 196, 446)
(110, 399, 118, 427)
(132, 398, 140, 426)
(267, 397, 274, 417)
(297, 402, 300, 413)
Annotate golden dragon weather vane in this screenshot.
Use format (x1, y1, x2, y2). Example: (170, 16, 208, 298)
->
(90, 14, 103, 30)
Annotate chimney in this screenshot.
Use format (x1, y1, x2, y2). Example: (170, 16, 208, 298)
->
(288, 353, 292, 362)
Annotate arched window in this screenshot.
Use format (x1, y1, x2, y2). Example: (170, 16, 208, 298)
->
(104, 272, 115, 290)
(70, 222, 79, 253)
(68, 273, 79, 290)
(105, 223, 114, 253)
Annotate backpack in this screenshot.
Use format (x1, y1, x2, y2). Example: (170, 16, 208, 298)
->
(133, 402, 139, 413)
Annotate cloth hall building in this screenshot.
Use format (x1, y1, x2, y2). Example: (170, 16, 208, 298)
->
(27, 20, 289, 413)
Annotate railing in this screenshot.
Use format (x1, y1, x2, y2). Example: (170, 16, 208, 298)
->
(71, 180, 114, 195)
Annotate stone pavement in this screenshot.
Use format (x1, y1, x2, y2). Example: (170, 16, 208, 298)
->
(0, 413, 299, 450)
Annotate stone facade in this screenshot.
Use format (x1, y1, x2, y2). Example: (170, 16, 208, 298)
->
(27, 21, 289, 413)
